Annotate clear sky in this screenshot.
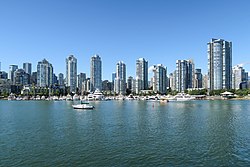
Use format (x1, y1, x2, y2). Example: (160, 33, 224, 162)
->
(0, 0, 250, 80)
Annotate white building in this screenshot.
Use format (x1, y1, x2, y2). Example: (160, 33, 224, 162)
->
(136, 58, 148, 93)
(232, 65, 248, 89)
(66, 55, 77, 93)
(37, 59, 53, 87)
(114, 61, 126, 95)
(152, 64, 167, 94)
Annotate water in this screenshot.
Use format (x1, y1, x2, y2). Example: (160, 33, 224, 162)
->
(1, 100, 250, 166)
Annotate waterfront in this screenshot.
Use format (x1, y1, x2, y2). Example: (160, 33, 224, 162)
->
(1, 100, 250, 166)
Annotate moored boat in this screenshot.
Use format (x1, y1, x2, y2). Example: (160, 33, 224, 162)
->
(175, 93, 195, 101)
(72, 101, 95, 109)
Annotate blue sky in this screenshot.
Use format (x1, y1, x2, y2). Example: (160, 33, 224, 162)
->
(0, 0, 250, 80)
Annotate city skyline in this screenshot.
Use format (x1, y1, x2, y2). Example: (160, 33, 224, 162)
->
(1, 0, 250, 80)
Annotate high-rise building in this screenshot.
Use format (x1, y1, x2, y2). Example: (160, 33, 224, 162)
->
(111, 72, 116, 92)
(90, 54, 102, 91)
(194, 69, 203, 89)
(31, 72, 37, 86)
(14, 69, 30, 86)
(58, 73, 64, 86)
(169, 71, 176, 91)
(0, 71, 8, 79)
(136, 58, 148, 92)
(66, 55, 77, 93)
(152, 64, 167, 94)
(175, 60, 194, 92)
(37, 59, 53, 87)
(127, 76, 133, 90)
(114, 61, 126, 95)
(208, 38, 232, 91)
(9, 65, 18, 84)
(135, 77, 142, 94)
(102, 80, 112, 92)
(202, 74, 208, 89)
(23, 63, 32, 75)
(77, 73, 86, 93)
(82, 78, 91, 94)
(232, 65, 248, 89)
(53, 73, 58, 85)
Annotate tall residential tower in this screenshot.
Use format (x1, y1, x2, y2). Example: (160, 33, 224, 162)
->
(136, 58, 148, 92)
(114, 61, 126, 95)
(37, 59, 53, 87)
(23, 62, 32, 75)
(90, 55, 102, 91)
(175, 60, 195, 92)
(66, 55, 77, 93)
(9, 65, 18, 84)
(152, 64, 167, 94)
(208, 38, 232, 91)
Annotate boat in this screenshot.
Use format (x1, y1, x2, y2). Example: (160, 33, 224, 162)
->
(72, 101, 95, 109)
(8, 93, 16, 100)
(66, 94, 72, 101)
(147, 96, 159, 101)
(86, 89, 104, 101)
(175, 93, 195, 101)
(126, 94, 134, 100)
(73, 94, 80, 101)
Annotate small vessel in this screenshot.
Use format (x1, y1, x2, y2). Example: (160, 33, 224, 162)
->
(126, 94, 134, 100)
(87, 89, 104, 101)
(72, 101, 95, 109)
(73, 94, 80, 101)
(66, 94, 72, 101)
(175, 93, 195, 101)
(8, 93, 16, 100)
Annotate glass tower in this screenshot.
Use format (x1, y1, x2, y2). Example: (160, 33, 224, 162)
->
(90, 55, 102, 91)
(66, 55, 77, 93)
(208, 39, 232, 91)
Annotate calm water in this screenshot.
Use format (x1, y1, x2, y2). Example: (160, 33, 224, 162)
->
(1, 100, 250, 166)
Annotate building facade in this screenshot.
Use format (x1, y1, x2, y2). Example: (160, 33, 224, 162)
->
(114, 61, 126, 95)
(9, 65, 18, 84)
(23, 63, 32, 75)
(82, 78, 91, 94)
(14, 69, 30, 86)
(31, 72, 37, 86)
(66, 55, 77, 93)
(232, 65, 248, 89)
(194, 69, 203, 89)
(152, 64, 167, 94)
(208, 38, 232, 91)
(77, 73, 86, 93)
(90, 55, 102, 91)
(37, 59, 53, 87)
(127, 76, 133, 91)
(136, 58, 148, 92)
(0, 71, 8, 79)
(175, 60, 194, 92)
(58, 73, 64, 86)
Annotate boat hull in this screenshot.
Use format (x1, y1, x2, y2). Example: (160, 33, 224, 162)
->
(72, 104, 95, 109)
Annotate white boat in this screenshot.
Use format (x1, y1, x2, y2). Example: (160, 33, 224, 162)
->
(66, 94, 72, 101)
(72, 102, 95, 109)
(52, 96, 59, 101)
(8, 93, 16, 100)
(86, 89, 104, 101)
(126, 94, 134, 100)
(175, 93, 195, 101)
(73, 94, 80, 101)
(147, 96, 159, 101)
